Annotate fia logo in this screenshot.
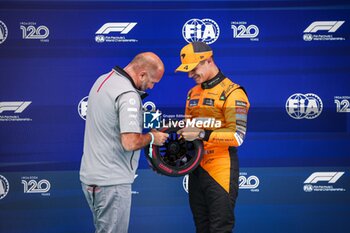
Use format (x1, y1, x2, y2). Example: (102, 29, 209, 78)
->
(286, 93, 323, 119)
(0, 20, 8, 44)
(143, 101, 161, 129)
(182, 18, 220, 44)
(78, 96, 88, 120)
(0, 175, 10, 200)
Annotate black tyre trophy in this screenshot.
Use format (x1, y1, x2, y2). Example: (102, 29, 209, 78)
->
(145, 127, 204, 177)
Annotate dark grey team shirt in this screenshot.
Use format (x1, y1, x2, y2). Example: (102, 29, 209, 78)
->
(80, 69, 143, 186)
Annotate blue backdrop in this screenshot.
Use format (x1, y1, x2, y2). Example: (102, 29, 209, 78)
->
(1, 1, 349, 233)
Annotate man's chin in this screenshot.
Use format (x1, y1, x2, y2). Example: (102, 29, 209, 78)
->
(194, 79, 202, 84)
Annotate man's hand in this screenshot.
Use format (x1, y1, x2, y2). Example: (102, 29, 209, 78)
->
(177, 127, 202, 141)
(151, 129, 169, 146)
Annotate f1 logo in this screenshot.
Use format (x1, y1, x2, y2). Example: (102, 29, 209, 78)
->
(96, 23, 137, 34)
(0, 101, 31, 114)
(304, 21, 345, 33)
(304, 172, 344, 184)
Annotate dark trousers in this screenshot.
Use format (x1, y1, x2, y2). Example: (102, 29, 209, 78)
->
(188, 155, 239, 233)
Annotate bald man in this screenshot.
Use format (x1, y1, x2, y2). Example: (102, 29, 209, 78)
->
(80, 52, 169, 233)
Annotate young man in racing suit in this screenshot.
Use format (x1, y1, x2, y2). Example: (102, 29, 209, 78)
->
(176, 42, 250, 233)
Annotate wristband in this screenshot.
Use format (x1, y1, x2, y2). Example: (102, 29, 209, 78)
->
(148, 132, 154, 158)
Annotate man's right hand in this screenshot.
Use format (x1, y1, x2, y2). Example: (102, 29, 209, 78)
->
(151, 129, 169, 146)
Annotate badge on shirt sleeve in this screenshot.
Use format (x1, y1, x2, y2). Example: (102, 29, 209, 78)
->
(189, 99, 199, 107)
(235, 100, 247, 107)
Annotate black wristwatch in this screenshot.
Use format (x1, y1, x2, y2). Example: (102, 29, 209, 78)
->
(198, 130, 205, 140)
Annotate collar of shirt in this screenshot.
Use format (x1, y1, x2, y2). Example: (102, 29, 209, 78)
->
(113, 66, 149, 99)
(201, 70, 225, 89)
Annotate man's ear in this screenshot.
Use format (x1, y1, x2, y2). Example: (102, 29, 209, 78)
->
(206, 57, 213, 64)
(139, 71, 147, 81)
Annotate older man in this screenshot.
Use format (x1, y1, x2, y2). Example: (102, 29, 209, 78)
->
(80, 52, 169, 233)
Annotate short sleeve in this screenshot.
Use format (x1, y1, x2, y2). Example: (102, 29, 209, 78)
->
(116, 91, 142, 134)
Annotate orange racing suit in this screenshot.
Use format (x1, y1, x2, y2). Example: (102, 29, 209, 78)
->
(185, 71, 250, 233)
(185, 71, 250, 193)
